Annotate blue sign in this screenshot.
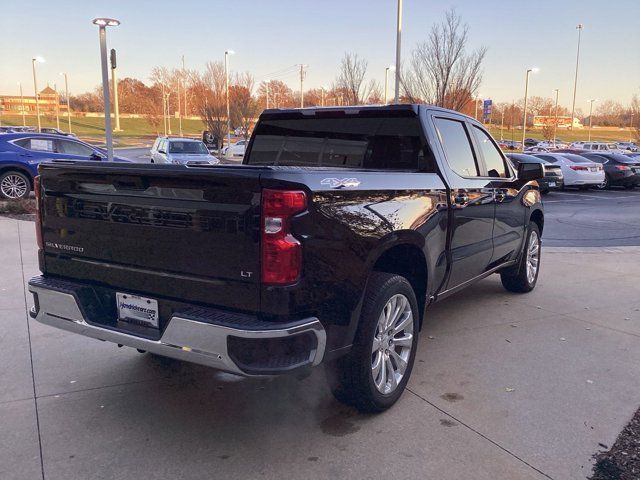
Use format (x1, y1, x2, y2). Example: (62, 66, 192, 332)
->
(482, 99, 492, 121)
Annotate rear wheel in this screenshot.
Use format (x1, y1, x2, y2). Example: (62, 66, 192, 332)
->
(326, 272, 419, 413)
(0, 171, 31, 199)
(596, 175, 610, 190)
(500, 223, 541, 293)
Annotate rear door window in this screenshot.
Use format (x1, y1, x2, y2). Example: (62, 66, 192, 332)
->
(16, 137, 55, 152)
(433, 117, 479, 177)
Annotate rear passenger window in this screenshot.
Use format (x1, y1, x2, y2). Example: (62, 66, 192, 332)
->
(472, 126, 507, 178)
(434, 118, 478, 177)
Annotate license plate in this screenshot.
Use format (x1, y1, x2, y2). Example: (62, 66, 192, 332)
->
(116, 293, 159, 328)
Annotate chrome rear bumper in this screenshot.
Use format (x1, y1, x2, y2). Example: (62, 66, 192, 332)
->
(28, 277, 326, 376)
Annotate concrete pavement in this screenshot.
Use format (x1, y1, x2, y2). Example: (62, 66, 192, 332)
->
(1, 216, 640, 479)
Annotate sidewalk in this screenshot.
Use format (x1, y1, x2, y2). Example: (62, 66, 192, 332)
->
(1, 216, 639, 480)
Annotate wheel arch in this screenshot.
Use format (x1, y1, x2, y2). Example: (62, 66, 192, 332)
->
(529, 208, 544, 235)
(369, 240, 429, 329)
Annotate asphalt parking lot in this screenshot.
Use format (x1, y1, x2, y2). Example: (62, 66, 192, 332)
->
(2, 214, 639, 480)
(543, 188, 640, 247)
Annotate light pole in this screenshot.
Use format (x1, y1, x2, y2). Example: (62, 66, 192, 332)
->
(92, 17, 120, 162)
(384, 65, 395, 104)
(31, 56, 45, 132)
(110, 49, 121, 132)
(629, 113, 634, 142)
(225, 49, 234, 148)
(522, 68, 539, 150)
(474, 94, 482, 121)
(553, 89, 559, 145)
(394, 0, 402, 103)
(570, 24, 583, 130)
(18, 82, 26, 126)
(500, 110, 505, 140)
(588, 99, 597, 141)
(59, 73, 72, 133)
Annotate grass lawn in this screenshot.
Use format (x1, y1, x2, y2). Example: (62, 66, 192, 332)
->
(487, 125, 635, 143)
(0, 114, 205, 147)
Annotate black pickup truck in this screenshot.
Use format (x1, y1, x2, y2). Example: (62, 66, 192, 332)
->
(29, 104, 544, 412)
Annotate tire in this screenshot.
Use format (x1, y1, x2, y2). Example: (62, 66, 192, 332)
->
(0, 171, 31, 199)
(500, 223, 541, 293)
(596, 175, 610, 190)
(325, 272, 419, 413)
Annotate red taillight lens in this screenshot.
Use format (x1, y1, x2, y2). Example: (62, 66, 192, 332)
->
(261, 189, 307, 285)
(615, 165, 630, 171)
(570, 165, 588, 171)
(34, 176, 43, 249)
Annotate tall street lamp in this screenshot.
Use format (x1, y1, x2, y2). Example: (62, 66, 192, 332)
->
(588, 99, 597, 141)
(54, 83, 60, 130)
(570, 24, 583, 130)
(394, 0, 402, 103)
(92, 17, 120, 162)
(630, 113, 635, 142)
(553, 89, 559, 145)
(59, 73, 72, 133)
(522, 67, 539, 149)
(384, 65, 395, 104)
(225, 49, 234, 149)
(31, 56, 45, 132)
(18, 82, 26, 126)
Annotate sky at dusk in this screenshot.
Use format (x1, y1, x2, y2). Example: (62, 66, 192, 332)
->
(1, 0, 638, 112)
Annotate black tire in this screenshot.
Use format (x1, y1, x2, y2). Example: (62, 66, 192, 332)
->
(0, 170, 31, 199)
(325, 272, 419, 413)
(500, 223, 541, 293)
(596, 175, 610, 190)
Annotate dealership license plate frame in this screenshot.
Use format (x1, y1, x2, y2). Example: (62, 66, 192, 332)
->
(116, 292, 159, 328)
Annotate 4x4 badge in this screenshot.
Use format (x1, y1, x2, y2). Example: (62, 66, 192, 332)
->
(321, 178, 361, 189)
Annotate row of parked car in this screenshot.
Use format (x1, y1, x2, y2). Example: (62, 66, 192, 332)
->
(507, 150, 640, 192)
(499, 137, 639, 154)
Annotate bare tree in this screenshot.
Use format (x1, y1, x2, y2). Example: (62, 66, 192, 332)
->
(190, 62, 227, 150)
(230, 72, 260, 140)
(401, 9, 486, 111)
(336, 53, 371, 105)
(257, 79, 295, 109)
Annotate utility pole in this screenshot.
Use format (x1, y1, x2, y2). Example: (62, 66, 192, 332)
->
(630, 113, 635, 142)
(54, 83, 60, 129)
(18, 82, 26, 126)
(553, 89, 559, 145)
(299, 64, 306, 108)
(321, 87, 325, 107)
(182, 55, 187, 120)
(161, 82, 167, 135)
(500, 110, 504, 140)
(394, 0, 402, 103)
(60, 73, 72, 133)
(570, 24, 583, 130)
(110, 49, 121, 132)
(166, 92, 172, 134)
(266, 81, 270, 109)
(588, 99, 597, 141)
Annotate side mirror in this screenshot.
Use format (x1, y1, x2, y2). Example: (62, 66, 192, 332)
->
(90, 152, 105, 161)
(158, 149, 166, 154)
(517, 162, 544, 181)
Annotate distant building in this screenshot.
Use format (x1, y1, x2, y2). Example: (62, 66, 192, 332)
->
(0, 86, 68, 115)
(533, 115, 582, 129)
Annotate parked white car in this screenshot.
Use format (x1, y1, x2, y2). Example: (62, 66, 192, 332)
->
(536, 140, 568, 150)
(150, 137, 220, 165)
(532, 152, 604, 188)
(616, 142, 639, 152)
(572, 142, 626, 154)
(222, 140, 248, 159)
(524, 146, 551, 153)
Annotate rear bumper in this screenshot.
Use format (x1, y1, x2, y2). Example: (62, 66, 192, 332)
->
(540, 177, 563, 190)
(28, 276, 326, 376)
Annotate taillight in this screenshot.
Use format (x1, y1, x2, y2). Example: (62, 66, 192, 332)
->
(34, 175, 43, 249)
(570, 165, 588, 171)
(261, 189, 307, 285)
(615, 165, 630, 171)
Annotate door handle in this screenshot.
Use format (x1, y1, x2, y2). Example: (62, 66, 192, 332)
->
(494, 192, 506, 202)
(454, 193, 469, 205)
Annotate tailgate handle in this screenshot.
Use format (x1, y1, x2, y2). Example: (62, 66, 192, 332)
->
(113, 178, 148, 191)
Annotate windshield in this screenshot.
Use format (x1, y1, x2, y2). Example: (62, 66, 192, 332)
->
(169, 141, 209, 154)
(246, 116, 433, 170)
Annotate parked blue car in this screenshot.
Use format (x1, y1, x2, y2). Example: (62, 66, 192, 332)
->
(0, 133, 130, 199)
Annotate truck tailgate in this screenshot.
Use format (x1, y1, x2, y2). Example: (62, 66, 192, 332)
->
(38, 163, 262, 312)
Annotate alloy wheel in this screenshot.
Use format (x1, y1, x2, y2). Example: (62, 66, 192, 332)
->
(371, 294, 414, 395)
(0, 174, 29, 199)
(526, 230, 540, 284)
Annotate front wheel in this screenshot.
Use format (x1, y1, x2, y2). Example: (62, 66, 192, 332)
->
(0, 171, 31, 199)
(326, 272, 419, 413)
(500, 223, 541, 293)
